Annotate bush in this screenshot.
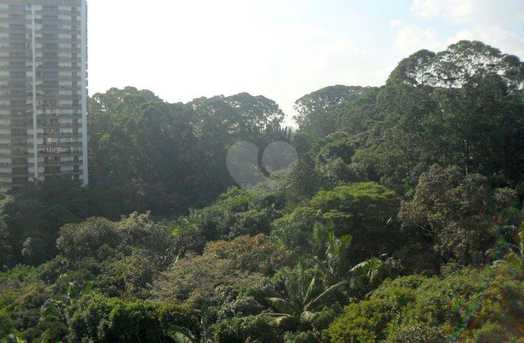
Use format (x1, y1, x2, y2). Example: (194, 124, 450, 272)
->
(329, 255, 524, 342)
(212, 315, 280, 343)
(386, 323, 446, 343)
(272, 182, 400, 261)
(472, 322, 509, 343)
(153, 234, 287, 306)
(328, 298, 393, 343)
(0, 307, 14, 339)
(174, 187, 286, 252)
(57, 218, 120, 262)
(68, 294, 197, 342)
(284, 330, 320, 343)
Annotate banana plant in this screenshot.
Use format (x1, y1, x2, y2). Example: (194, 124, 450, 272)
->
(347, 256, 402, 299)
(349, 258, 384, 285)
(264, 264, 346, 329)
(312, 223, 352, 285)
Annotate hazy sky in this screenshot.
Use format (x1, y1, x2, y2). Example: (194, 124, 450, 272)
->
(88, 0, 524, 122)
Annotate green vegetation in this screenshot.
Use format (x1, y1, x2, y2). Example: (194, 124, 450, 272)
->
(1, 41, 524, 342)
(328, 254, 524, 342)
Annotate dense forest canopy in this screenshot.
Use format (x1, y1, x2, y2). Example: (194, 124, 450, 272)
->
(1, 40, 524, 342)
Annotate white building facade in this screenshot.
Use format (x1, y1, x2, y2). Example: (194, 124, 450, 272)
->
(0, 0, 88, 186)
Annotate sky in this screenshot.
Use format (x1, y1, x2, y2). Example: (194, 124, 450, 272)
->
(88, 0, 524, 124)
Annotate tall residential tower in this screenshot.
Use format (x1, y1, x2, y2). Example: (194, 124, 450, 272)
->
(0, 0, 88, 186)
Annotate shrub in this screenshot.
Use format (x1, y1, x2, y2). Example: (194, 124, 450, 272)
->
(328, 255, 524, 343)
(67, 294, 197, 342)
(212, 314, 280, 343)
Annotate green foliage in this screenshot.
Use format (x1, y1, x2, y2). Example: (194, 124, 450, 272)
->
(0, 307, 14, 339)
(272, 182, 399, 262)
(284, 330, 320, 343)
(173, 187, 286, 253)
(312, 225, 352, 285)
(328, 297, 394, 342)
(472, 322, 509, 343)
(294, 86, 379, 140)
(385, 323, 446, 343)
(285, 135, 321, 202)
(0, 267, 50, 342)
(212, 314, 279, 343)
(399, 164, 516, 264)
(518, 223, 524, 256)
(348, 257, 401, 298)
(57, 217, 120, 261)
(344, 41, 524, 193)
(154, 234, 288, 306)
(68, 294, 198, 343)
(0, 213, 185, 341)
(267, 264, 346, 317)
(88, 87, 289, 219)
(0, 179, 93, 266)
(271, 206, 318, 256)
(313, 132, 367, 187)
(310, 182, 397, 226)
(329, 255, 524, 342)
(56, 212, 175, 267)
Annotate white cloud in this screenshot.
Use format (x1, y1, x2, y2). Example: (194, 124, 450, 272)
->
(409, 0, 524, 59)
(389, 19, 402, 28)
(411, 0, 474, 21)
(411, 0, 524, 27)
(393, 25, 444, 55)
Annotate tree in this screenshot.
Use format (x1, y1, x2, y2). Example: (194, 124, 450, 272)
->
(294, 85, 379, 140)
(67, 294, 198, 343)
(328, 254, 524, 343)
(153, 234, 288, 306)
(57, 217, 120, 262)
(390, 41, 524, 91)
(0, 178, 92, 266)
(272, 182, 400, 262)
(311, 225, 352, 285)
(88, 88, 289, 216)
(190, 93, 288, 199)
(172, 187, 286, 253)
(359, 41, 524, 191)
(399, 165, 499, 265)
(89, 87, 203, 215)
(262, 264, 346, 340)
(312, 132, 367, 187)
(50, 213, 176, 298)
(212, 314, 280, 343)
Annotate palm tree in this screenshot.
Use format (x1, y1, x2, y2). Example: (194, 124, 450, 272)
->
(264, 264, 346, 335)
(311, 224, 352, 285)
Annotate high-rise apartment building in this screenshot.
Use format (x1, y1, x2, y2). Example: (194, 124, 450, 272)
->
(0, 0, 88, 186)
